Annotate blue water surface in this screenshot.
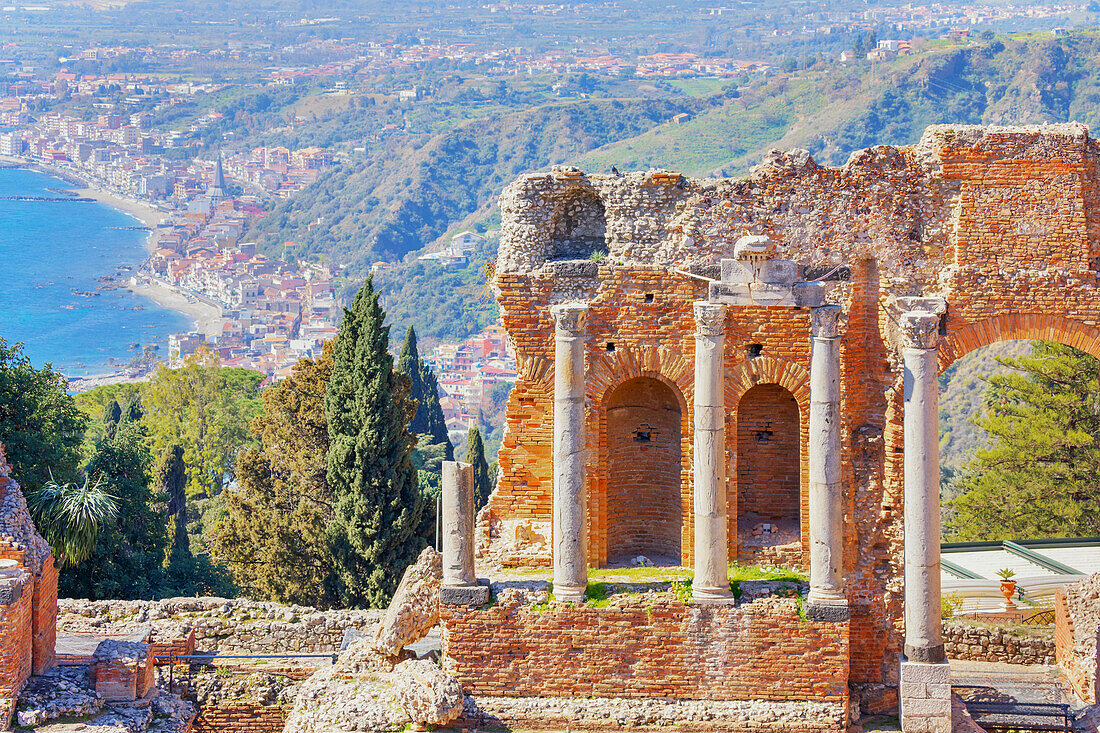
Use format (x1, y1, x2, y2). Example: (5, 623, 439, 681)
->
(0, 167, 189, 376)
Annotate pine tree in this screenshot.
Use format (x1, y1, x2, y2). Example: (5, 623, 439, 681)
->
(324, 278, 427, 608)
(215, 344, 337, 608)
(464, 426, 493, 511)
(945, 341, 1100, 540)
(396, 327, 454, 460)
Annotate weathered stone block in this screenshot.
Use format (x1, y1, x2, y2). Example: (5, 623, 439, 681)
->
(709, 281, 752, 305)
(749, 282, 795, 306)
(756, 259, 800, 285)
(439, 585, 489, 607)
(793, 282, 827, 307)
(720, 258, 754, 283)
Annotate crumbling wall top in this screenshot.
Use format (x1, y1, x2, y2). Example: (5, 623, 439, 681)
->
(0, 443, 53, 576)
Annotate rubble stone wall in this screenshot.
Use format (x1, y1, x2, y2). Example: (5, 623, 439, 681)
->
(57, 598, 383, 655)
(486, 124, 1100, 693)
(441, 597, 849, 708)
(942, 621, 1055, 665)
(0, 445, 56, 703)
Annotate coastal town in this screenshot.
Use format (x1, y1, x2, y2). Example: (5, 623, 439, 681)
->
(1, 102, 516, 423)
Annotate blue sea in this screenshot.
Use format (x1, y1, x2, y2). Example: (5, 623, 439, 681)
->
(0, 167, 189, 377)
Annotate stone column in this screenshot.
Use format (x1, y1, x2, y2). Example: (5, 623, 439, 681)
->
(901, 309, 944, 664)
(899, 308, 951, 733)
(439, 461, 489, 606)
(806, 305, 848, 621)
(550, 302, 589, 603)
(692, 301, 733, 601)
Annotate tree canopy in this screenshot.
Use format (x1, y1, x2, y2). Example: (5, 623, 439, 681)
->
(215, 343, 337, 607)
(0, 337, 86, 493)
(142, 348, 264, 498)
(945, 341, 1100, 541)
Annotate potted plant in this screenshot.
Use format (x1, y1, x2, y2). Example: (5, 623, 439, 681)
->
(996, 568, 1017, 608)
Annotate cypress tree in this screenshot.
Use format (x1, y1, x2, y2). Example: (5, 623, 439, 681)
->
(324, 277, 427, 608)
(396, 327, 454, 460)
(420, 363, 454, 460)
(397, 327, 431, 435)
(464, 426, 493, 511)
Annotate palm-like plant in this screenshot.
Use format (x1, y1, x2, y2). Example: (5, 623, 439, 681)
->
(28, 475, 118, 567)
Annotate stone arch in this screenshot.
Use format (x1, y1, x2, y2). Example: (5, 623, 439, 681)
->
(547, 186, 607, 261)
(724, 356, 811, 569)
(586, 345, 694, 567)
(938, 312, 1100, 372)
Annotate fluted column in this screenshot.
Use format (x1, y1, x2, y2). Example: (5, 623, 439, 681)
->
(806, 305, 848, 620)
(551, 302, 589, 603)
(692, 301, 733, 601)
(901, 309, 944, 664)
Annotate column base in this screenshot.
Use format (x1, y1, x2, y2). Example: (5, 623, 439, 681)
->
(554, 584, 586, 603)
(899, 658, 952, 733)
(692, 585, 735, 603)
(904, 643, 945, 664)
(805, 593, 849, 622)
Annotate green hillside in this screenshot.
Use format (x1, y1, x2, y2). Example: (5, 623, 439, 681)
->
(245, 34, 1100, 342)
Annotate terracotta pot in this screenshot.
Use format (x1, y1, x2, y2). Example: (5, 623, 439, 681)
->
(1000, 580, 1017, 607)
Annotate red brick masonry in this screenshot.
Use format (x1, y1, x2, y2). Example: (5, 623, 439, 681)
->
(441, 596, 849, 705)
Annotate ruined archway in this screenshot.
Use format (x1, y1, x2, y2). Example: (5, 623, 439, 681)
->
(604, 376, 683, 565)
(735, 383, 803, 565)
(547, 187, 607, 261)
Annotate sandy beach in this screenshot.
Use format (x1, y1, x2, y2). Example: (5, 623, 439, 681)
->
(129, 277, 228, 336)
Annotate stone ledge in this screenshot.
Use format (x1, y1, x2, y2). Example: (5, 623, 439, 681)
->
(459, 694, 848, 732)
(806, 602, 850, 623)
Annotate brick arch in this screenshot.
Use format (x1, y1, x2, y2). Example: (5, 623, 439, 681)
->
(724, 356, 811, 406)
(938, 312, 1100, 372)
(723, 356, 811, 570)
(586, 345, 694, 568)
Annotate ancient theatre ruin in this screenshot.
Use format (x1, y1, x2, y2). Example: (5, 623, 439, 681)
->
(437, 123, 1100, 733)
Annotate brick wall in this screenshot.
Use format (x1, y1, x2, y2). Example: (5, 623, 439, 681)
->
(441, 597, 849, 705)
(31, 556, 56, 674)
(191, 703, 287, 732)
(1055, 591, 1096, 704)
(605, 376, 683, 562)
(736, 383, 801, 522)
(0, 570, 32, 704)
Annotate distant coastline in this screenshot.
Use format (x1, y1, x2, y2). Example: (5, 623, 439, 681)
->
(0, 155, 228, 342)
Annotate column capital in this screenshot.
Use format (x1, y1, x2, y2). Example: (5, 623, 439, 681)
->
(901, 311, 941, 351)
(693, 301, 727, 337)
(810, 304, 843, 338)
(550, 302, 588, 334)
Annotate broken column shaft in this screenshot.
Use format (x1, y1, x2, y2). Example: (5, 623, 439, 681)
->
(551, 302, 589, 603)
(442, 460, 476, 588)
(692, 301, 733, 601)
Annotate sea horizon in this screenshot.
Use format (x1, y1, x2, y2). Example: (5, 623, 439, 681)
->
(0, 167, 190, 378)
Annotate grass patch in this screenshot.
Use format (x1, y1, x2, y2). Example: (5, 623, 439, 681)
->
(585, 581, 611, 608)
(586, 565, 692, 582)
(670, 578, 693, 603)
(727, 563, 807, 600)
